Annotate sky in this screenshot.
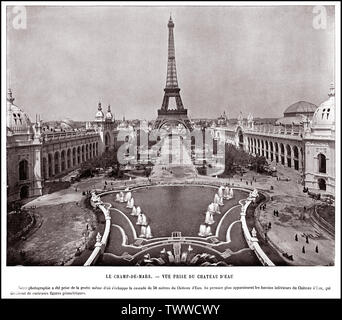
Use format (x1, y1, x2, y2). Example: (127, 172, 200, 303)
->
(7, 5, 335, 121)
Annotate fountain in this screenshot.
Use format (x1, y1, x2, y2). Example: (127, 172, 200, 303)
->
(127, 197, 134, 208)
(115, 194, 121, 202)
(139, 225, 147, 238)
(136, 206, 141, 215)
(206, 225, 212, 236)
(214, 193, 220, 204)
(208, 203, 215, 213)
(181, 252, 188, 263)
(205, 211, 215, 225)
(229, 188, 234, 199)
(131, 206, 137, 216)
(198, 224, 206, 236)
(119, 191, 125, 202)
(167, 251, 175, 263)
(224, 186, 230, 199)
(136, 213, 143, 225)
(145, 225, 152, 239)
(218, 195, 224, 206)
(91, 192, 101, 204)
(125, 191, 132, 202)
(141, 214, 148, 226)
(218, 186, 224, 198)
(213, 202, 221, 214)
(251, 189, 258, 198)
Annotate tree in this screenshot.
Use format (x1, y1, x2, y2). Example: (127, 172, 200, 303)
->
(222, 143, 269, 175)
(250, 155, 268, 173)
(223, 144, 251, 175)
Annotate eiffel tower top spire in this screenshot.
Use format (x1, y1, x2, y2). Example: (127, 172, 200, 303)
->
(166, 15, 178, 88)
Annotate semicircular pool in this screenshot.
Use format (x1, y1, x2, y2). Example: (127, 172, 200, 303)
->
(102, 185, 248, 238)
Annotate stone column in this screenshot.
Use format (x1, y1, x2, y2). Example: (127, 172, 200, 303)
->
(44, 156, 49, 180)
(58, 153, 62, 174)
(51, 154, 55, 176)
(290, 145, 294, 168)
(33, 147, 43, 196)
(298, 145, 303, 171)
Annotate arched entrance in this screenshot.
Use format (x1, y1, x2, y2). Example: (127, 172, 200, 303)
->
(61, 150, 66, 172)
(72, 148, 76, 166)
(286, 145, 292, 168)
(20, 185, 29, 199)
(48, 154, 53, 177)
(67, 149, 71, 169)
(293, 146, 299, 170)
(280, 143, 285, 165)
(318, 178, 326, 191)
(54, 152, 60, 174)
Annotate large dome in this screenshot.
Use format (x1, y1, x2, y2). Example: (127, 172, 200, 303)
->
(6, 90, 32, 133)
(312, 85, 335, 126)
(283, 101, 318, 117)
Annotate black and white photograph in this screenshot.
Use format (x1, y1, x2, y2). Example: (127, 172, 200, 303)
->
(2, 1, 340, 299)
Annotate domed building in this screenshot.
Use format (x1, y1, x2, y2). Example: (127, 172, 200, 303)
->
(6, 89, 43, 202)
(209, 83, 335, 197)
(6, 91, 108, 205)
(303, 84, 335, 194)
(276, 101, 318, 125)
(59, 119, 76, 131)
(7, 103, 33, 135)
(86, 101, 118, 153)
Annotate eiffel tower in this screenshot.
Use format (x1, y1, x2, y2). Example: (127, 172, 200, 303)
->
(154, 16, 192, 131)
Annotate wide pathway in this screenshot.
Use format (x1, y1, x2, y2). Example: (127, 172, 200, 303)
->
(151, 135, 197, 179)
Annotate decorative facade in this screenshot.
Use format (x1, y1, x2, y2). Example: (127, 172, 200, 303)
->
(6, 90, 107, 203)
(303, 84, 335, 194)
(210, 84, 335, 196)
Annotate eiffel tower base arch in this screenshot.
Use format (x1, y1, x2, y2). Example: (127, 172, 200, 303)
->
(154, 109, 192, 131)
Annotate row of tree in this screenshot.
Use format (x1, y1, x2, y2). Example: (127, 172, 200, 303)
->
(78, 148, 120, 178)
(223, 144, 268, 176)
(78, 146, 153, 179)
